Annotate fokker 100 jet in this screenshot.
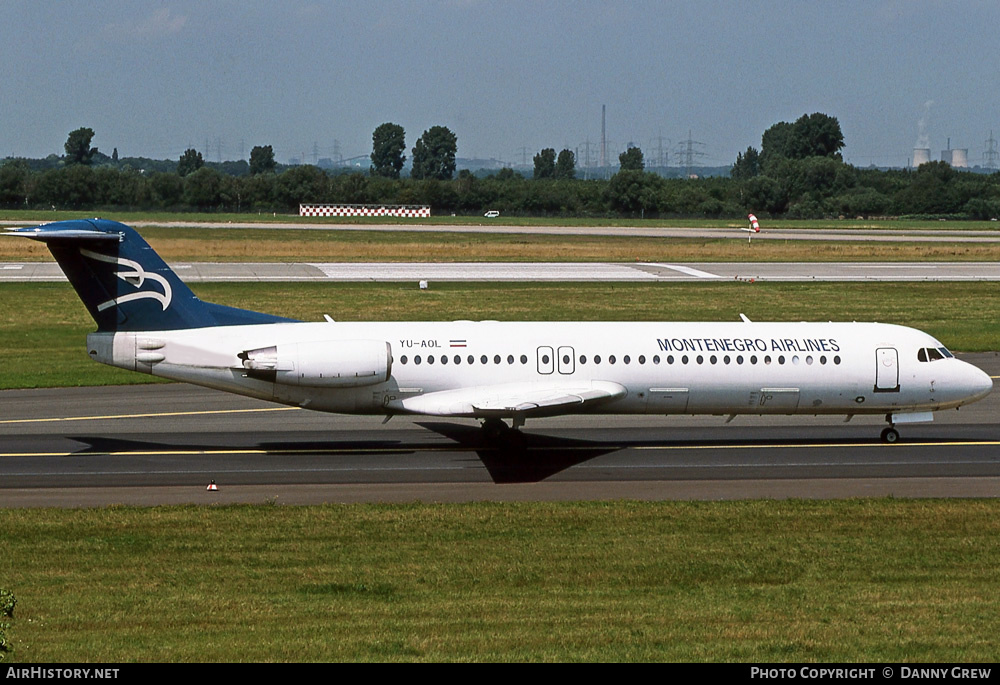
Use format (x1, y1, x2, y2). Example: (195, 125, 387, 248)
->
(6, 219, 992, 444)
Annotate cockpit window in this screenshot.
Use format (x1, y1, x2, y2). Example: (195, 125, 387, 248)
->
(918, 347, 950, 362)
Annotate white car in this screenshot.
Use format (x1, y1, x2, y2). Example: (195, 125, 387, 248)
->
(484, 210, 500, 218)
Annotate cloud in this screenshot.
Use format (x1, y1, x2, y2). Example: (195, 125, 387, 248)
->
(105, 8, 187, 40)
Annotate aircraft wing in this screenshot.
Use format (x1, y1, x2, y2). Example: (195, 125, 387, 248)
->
(396, 380, 627, 418)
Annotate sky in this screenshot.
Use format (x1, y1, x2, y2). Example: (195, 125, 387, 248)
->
(2, 1, 998, 169)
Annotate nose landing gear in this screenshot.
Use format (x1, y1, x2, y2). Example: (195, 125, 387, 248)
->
(880, 426, 900, 443)
(881, 413, 900, 443)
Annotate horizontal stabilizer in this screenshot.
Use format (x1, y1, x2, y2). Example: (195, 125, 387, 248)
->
(4, 225, 121, 241)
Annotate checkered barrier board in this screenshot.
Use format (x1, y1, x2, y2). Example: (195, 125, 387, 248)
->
(299, 204, 431, 218)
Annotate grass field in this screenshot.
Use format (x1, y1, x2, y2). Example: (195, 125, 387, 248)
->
(5, 223, 1000, 263)
(2, 280, 998, 390)
(2, 499, 999, 662)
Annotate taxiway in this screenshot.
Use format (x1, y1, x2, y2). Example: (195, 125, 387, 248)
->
(2, 354, 997, 507)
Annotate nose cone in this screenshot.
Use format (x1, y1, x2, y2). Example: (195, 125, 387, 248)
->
(962, 361, 993, 404)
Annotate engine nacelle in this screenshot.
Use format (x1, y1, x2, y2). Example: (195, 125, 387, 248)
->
(239, 339, 392, 388)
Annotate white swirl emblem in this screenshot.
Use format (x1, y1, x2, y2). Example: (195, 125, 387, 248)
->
(80, 248, 173, 311)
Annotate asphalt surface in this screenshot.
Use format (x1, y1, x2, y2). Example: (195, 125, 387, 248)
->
(5, 261, 1000, 282)
(105, 222, 1000, 242)
(6, 219, 1000, 242)
(2, 353, 998, 507)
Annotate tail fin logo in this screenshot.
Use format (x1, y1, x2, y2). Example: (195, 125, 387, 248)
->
(80, 248, 173, 312)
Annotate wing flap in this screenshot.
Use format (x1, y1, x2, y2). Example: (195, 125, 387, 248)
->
(396, 381, 626, 418)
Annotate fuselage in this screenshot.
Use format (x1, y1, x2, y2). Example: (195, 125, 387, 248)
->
(86, 319, 993, 420)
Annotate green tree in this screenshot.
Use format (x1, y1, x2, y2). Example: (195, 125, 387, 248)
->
(533, 148, 556, 179)
(788, 112, 845, 160)
(761, 114, 844, 168)
(64, 127, 98, 165)
(333, 172, 370, 203)
(759, 122, 794, 172)
(241, 173, 276, 209)
(495, 167, 519, 182)
(555, 149, 576, 180)
(607, 169, 660, 215)
(835, 188, 891, 218)
(731, 146, 761, 180)
(149, 172, 184, 208)
(249, 145, 277, 175)
(895, 160, 962, 214)
(183, 167, 224, 208)
(742, 175, 789, 214)
(370, 123, 406, 178)
(411, 126, 457, 180)
(34, 166, 98, 208)
(177, 148, 204, 177)
(0, 160, 31, 207)
(619, 146, 644, 171)
(275, 165, 329, 209)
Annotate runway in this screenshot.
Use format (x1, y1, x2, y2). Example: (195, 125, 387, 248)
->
(4, 261, 1000, 282)
(91, 221, 1000, 243)
(2, 353, 998, 507)
(5, 219, 1000, 243)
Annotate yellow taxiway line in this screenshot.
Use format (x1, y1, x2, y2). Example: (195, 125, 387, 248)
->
(0, 407, 300, 425)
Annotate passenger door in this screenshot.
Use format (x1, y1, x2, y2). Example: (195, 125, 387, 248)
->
(874, 347, 900, 392)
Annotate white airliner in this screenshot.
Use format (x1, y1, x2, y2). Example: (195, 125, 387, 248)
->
(6, 219, 992, 444)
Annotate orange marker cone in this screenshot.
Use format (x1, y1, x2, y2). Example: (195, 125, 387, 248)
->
(207, 480, 218, 491)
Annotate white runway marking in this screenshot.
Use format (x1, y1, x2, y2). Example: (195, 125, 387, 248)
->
(307, 262, 661, 281)
(638, 263, 721, 278)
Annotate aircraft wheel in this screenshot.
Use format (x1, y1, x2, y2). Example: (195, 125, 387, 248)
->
(880, 427, 900, 444)
(480, 419, 509, 443)
(500, 429, 527, 451)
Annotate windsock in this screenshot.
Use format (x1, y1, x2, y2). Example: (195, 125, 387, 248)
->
(748, 214, 760, 232)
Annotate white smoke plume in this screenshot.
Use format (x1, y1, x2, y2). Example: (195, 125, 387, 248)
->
(915, 100, 934, 149)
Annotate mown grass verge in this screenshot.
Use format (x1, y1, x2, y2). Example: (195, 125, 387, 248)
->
(2, 499, 999, 662)
(5, 225, 1000, 263)
(2, 281, 997, 389)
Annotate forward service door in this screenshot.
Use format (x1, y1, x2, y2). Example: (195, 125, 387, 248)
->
(874, 347, 900, 392)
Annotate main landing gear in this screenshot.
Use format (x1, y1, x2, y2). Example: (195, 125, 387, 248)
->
(480, 418, 526, 449)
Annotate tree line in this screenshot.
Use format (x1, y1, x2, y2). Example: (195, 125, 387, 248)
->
(2, 119, 1000, 219)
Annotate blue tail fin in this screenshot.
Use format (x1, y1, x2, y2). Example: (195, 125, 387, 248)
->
(6, 218, 296, 331)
